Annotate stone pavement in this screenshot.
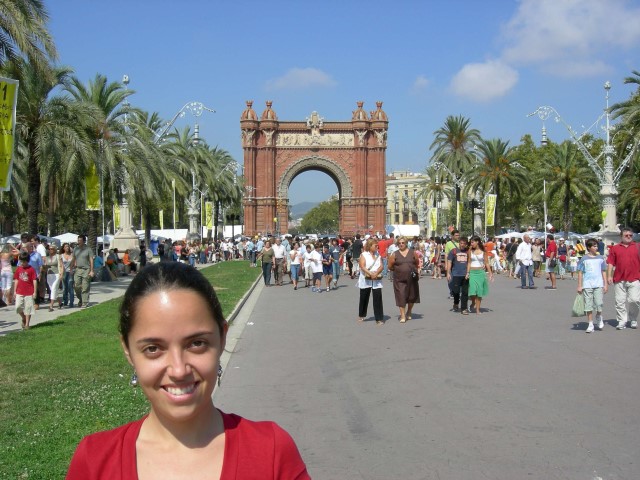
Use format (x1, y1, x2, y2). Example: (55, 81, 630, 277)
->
(214, 272, 640, 480)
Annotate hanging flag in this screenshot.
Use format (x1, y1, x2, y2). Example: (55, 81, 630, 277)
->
(456, 201, 461, 230)
(159, 210, 164, 230)
(85, 163, 100, 210)
(114, 205, 121, 229)
(429, 207, 438, 232)
(205, 202, 213, 229)
(485, 194, 497, 227)
(0, 77, 19, 191)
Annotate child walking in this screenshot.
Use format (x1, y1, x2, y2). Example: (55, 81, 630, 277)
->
(577, 238, 608, 333)
(13, 251, 38, 330)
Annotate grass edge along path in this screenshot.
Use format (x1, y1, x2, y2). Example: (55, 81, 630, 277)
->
(0, 261, 259, 479)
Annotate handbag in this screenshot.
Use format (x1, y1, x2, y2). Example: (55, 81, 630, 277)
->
(548, 258, 557, 269)
(365, 272, 383, 280)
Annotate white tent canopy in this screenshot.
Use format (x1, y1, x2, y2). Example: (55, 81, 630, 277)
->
(53, 232, 79, 244)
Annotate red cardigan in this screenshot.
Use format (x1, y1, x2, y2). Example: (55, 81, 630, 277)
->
(66, 411, 310, 479)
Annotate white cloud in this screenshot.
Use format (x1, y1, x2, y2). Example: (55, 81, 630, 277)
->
(265, 67, 337, 90)
(501, 0, 640, 76)
(411, 74, 430, 93)
(449, 60, 519, 102)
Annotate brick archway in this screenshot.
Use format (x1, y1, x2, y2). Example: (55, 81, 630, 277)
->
(241, 101, 388, 236)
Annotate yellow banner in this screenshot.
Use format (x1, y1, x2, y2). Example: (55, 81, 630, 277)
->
(485, 194, 497, 227)
(429, 207, 438, 232)
(0, 77, 19, 191)
(114, 205, 121, 229)
(85, 163, 100, 210)
(456, 201, 461, 230)
(205, 202, 213, 229)
(159, 210, 164, 230)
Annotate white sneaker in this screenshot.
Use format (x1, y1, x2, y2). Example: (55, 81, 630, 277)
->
(616, 322, 626, 330)
(631, 320, 638, 329)
(586, 323, 594, 333)
(596, 313, 604, 330)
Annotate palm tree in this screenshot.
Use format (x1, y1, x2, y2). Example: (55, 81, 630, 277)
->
(462, 138, 528, 235)
(429, 115, 482, 223)
(417, 166, 453, 235)
(537, 142, 600, 238)
(166, 127, 241, 240)
(611, 70, 640, 144)
(65, 74, 133, 251)
(0, 0, 57, 75)
(617, 156, 640, 221)
(3, 58, 95, 234)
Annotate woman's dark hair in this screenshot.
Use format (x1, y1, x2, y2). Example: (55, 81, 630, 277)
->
(470, 235, 485, 251)
(119, 262, 225, 347)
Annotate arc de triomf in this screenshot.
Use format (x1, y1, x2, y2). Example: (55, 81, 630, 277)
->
(241, 100, 388, 237)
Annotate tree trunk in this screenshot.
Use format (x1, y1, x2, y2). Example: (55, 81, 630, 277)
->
(88, 210, 98, 256)
(494, 182, 500, 237)
(27, 143, 40, 234)
(47, 177, 56, 236)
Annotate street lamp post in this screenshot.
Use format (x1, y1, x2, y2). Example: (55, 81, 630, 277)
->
(529, 81, 638, 243)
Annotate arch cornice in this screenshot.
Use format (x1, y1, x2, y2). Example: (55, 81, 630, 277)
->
(278, 155, 352, 199)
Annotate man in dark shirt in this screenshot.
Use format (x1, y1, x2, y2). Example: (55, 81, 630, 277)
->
(446, 237, 470, 314)
(350, 234, 363, 278)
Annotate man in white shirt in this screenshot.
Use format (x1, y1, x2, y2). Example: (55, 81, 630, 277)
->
(515, 234, 534, 289)
(272, 237, 287, 286)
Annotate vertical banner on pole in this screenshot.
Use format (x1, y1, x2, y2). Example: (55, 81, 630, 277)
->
(159, 210, 164, 230)
(485, 194, 497, 227)
(456, 201, 461, 230)
(0, 77, 19, 191)
(429, 207, 438, 233)
(85, 163, 100, 210)
(205, 202, 213, 229)
(114, 205, 121, 229)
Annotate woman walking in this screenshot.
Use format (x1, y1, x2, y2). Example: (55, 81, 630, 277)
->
(257, 240, 274, 286)
(289, 242, 302, 290)
(388, 236, 420, 323)
(60, 243, 75, 308)
(44, 244, 64, 311)
(357, 238, 384, 325)
(1, 245, 17, 306)
(465, 236, 493, 315)
(431, 238, 443, 279)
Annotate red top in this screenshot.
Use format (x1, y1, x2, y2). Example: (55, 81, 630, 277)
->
(606, 242, 640, 283)
(546, 240, 557, 259)
(13, 265, 37, 296)
(66, 411, 310, 480)
(378, 239, 392, 258)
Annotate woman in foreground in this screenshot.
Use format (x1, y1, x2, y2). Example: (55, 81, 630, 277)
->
(388, 236, 420, 323)
(66, 262, 310, 479)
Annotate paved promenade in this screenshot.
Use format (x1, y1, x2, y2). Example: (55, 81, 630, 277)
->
(215, 272, 640, 480)
(2, 266, 638, 479)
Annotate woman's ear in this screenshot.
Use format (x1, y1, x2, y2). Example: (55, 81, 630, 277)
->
(121, 336, 134, 367)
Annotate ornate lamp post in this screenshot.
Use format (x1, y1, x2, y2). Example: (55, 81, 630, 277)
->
(529, 81, 638, 242)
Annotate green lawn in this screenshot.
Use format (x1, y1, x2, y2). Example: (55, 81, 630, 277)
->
(0, 261, 258, 479)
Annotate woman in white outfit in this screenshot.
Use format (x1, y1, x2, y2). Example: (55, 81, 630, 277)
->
(357, 238, 384, 325)
(44, 244, 64, 311)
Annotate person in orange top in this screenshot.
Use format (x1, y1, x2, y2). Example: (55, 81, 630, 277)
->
(122, 249, 137, 274)
(484, 237, 496, 260)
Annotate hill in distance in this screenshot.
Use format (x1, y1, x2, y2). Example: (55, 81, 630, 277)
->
(290, 201, 318, 218)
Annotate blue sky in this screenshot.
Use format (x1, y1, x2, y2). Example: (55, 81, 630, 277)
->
(48, 0, 640, 204)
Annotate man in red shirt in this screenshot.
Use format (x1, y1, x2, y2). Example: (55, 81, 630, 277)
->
(378, 233, 394, 278)
(606, 228, 640, 330)
(546, 234, 558, 289)
(13, 251, 38, 330)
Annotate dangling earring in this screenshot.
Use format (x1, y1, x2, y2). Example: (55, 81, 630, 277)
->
(217, 365, 223, 386)
(130, 372, 138, 387)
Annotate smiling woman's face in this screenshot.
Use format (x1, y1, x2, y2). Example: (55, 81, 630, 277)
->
(122, 289, 226, 424)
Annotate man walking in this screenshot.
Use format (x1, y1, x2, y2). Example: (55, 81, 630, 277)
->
(71, 234, 94, 308)
(351, 234, 363, 278)
(606, 228, 640, 330)
(446, 236, 470, 315)
(516, 234, 535, 289)
(272, 237, 286, 286)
